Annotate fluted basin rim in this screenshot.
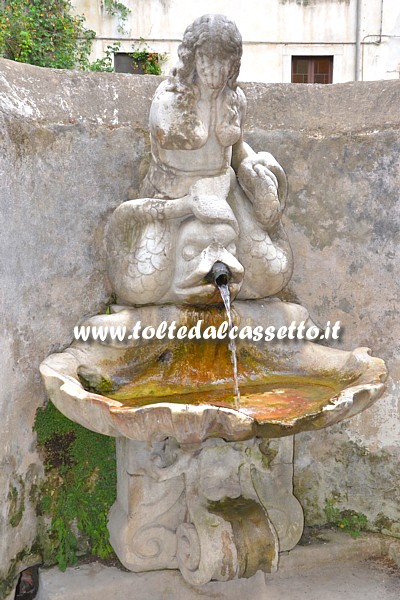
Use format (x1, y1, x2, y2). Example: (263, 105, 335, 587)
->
(40, 344, 387, 444)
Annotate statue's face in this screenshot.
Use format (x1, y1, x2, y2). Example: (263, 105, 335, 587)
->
(195, 50, 234, 90)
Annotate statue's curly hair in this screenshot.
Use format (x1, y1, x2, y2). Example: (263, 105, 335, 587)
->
(169, 14, 242, 93)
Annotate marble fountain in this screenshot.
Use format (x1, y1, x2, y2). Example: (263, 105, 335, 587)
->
(40, 14, 386, 587)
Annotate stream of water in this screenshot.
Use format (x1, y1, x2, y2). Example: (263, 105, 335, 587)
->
(218, 283, 241, 406)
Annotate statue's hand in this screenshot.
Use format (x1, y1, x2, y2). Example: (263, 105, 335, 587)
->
(238, 155, 286, 229)
(253, 164, 281, 229)
(251, 152, 288, 204)
(190, 195, 239, 231)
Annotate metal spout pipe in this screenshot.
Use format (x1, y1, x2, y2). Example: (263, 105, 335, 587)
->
(205, 261, 232, 288)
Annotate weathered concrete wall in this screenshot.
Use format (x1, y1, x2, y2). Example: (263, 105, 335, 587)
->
(0, 59, 156, 597)
(0, 58, 399, 593)
(244, 80, 400, 535)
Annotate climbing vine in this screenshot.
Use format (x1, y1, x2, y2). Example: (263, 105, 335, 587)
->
(131, 39, 167, 75)
(0, 2, 166, 74)
(89, 42, 121, 72)
(103, 0, 131, 34)
(0, 0, 95, 69)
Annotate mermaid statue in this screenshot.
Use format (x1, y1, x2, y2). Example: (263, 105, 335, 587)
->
(107, 14, 292, 306)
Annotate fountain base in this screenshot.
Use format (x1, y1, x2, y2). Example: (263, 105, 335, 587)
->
(108, 436, 302, 585)
(40, 299, 386, 584)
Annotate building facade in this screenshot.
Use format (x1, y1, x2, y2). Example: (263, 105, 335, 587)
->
(72, 0, 400, 83)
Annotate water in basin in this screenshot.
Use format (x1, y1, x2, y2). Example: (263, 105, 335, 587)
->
(79, 333, 344, 424)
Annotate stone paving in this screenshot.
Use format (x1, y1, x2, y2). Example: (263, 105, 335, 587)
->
(35, 531, 400, 600)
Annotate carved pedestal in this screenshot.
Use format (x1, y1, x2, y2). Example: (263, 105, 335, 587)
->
(108, 436, 303, 585)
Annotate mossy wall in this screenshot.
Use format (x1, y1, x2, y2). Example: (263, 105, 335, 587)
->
(34, 402, 116, 570)
(0, 59, 154, 596)
(0, 58, 399, 594)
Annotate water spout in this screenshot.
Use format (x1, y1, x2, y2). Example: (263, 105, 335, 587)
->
(205, 261, 232, 288)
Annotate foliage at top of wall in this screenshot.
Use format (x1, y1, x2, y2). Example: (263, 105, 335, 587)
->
(89, 42, 121, 72)
(131, 39, 167, 75)
(0, 0, 96, 69)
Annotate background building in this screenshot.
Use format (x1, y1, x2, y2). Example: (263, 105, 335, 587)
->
(72, 0, 400, 82)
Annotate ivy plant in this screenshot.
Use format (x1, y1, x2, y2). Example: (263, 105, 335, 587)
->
(0, 0, 95, 69)
(131, 39, 167, 75)
(89, 42, 121, 72)
(104, 0, 131, 34)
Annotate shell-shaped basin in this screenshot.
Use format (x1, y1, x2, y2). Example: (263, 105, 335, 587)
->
(40, 301, 387, 445)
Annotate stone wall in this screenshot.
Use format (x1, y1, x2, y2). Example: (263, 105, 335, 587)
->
(243, 80, 400, 535)
(0, 58, 399, 593)
(0, 59, 156, 596)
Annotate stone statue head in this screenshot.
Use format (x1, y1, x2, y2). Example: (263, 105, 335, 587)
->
(171, 14, 242, 91)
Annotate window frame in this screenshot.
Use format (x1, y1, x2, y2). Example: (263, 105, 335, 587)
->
(291, 55, 334, 84)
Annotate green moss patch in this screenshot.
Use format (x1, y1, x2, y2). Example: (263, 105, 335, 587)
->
(34, 401, 117, 571)
(324, 497, 368, 538)
(8, 478, 25, 528)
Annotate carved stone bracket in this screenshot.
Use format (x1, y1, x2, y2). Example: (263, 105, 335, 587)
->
(108, 435, 303, 585)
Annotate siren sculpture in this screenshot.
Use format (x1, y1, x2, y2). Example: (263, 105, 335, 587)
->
(40, 15, 386, 586)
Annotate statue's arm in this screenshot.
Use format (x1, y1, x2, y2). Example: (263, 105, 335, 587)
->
(111, 196, 193, 224)
(230, 91, 287, 229)
(231, 87, 253, 171)
(110, 191, 236, 228)
(231, 139, 256, 172)
(231, 87, 287, 212)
